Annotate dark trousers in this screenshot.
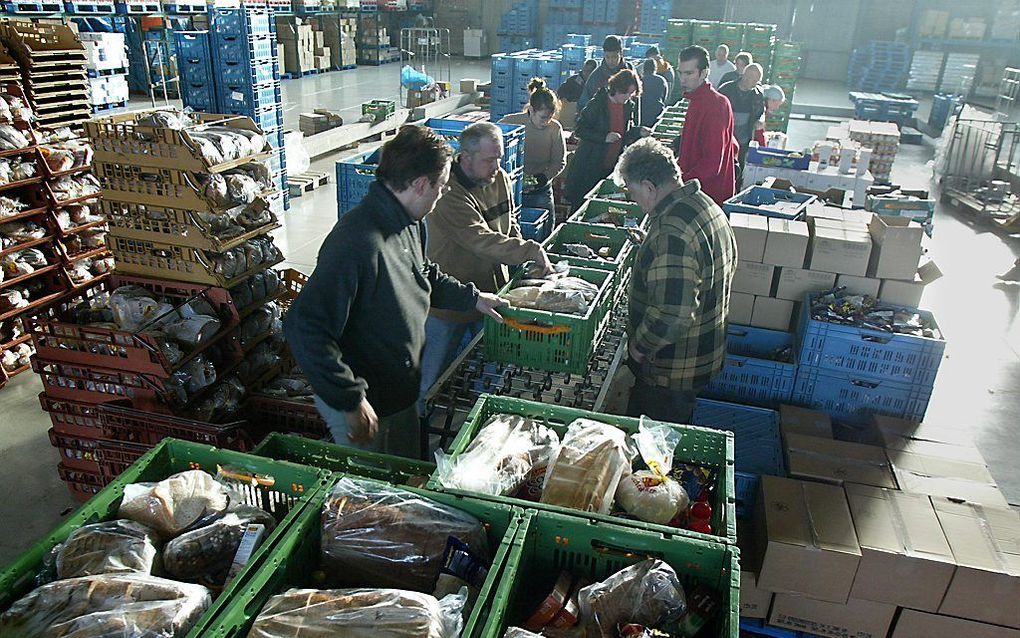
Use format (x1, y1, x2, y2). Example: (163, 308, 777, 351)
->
(626, 376, 698, 423)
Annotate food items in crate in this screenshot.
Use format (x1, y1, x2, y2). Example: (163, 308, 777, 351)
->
(588, 206, 635, 227)
(167, 354, 218, 401)
(560, 242, 610, 260)
(505, 267, 601, 316)
(434, 413, 559, 497)
(577, 559, 687, 638)
(54, 203, 104, 232)
(160, 313, 223, 349)
(1, 342, 31, 371)
(55, 519, 161, 579)
(0, 573, 210, 637)
(209, 236, 283, 280)
(41, 139, 93, 173)
(137, 110, 195, 130)
(0, 95, 10, 122)
(190, 128, 268, 164)
(321, 476, 488, 592)
(236, 338, 283, 385)
(0, 94, 35, 122)
(0, 157, 37, 184)
(50, 174, 101, 202)
(615, 422, 690, 525)
(505, 629, 544, 638)
(0, 288, 29, 313)
(66, 256, 115, 286)
(188, 374, 246, 422)
(39, 127, 77, 144)
(0, 318, 23, 343)
(0, 220, 47, 242)
(523, 570, 582, 632)
(811, 287, 942, 338)
(541, 418, 635, 514)
(2, 247, 48, 277)
(240, 301, 282, 344)
(0, 195, 27, 219)
(0, 124, 30, 150)
(164, 505, 276, 585)
(618, 624, 673, 637)
(258, 367, 314, 401)
(109, 285, 170, 331)
(118, 469, 231, 537)
(246, 587, 467, 638)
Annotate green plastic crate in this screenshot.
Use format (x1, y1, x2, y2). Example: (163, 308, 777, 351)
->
(426, 394, 737, 545)
(568, 198, 648, 230)
(484, 265, 614, 374)
(361, 99, 395, 122)
(0, 439, 330, 635)
(718, 23, 745, 55)
(544, 222, 636, 301)
(691, 21, 721, 49)
(202, 472, 523, 638)
(582, 177, 627, 201)
(480, 510, 740, 638)
(252, 432, 436, 487)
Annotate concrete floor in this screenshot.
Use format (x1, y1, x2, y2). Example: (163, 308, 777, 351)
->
(1, 66, 1017, 564)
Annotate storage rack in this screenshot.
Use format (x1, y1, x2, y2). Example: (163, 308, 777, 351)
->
(396, 26, 448, 107)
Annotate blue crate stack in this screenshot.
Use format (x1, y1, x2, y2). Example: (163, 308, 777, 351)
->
(174, 31, 216, 112)
(847, 41, 910, 92)
(544, 0, 583, 49)
(497, 0, 539, 55)
(209, 6, 289, 211)
(848, 91, 919, 126)
(637, 0, 670, 36)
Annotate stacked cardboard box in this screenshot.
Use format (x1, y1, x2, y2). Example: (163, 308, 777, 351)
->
(827, 120, 900, 183)
(276, 15, 317, 75)
(918, 9, 949, 38)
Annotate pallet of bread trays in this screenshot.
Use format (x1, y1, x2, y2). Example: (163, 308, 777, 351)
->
(0, 21, 91, 131)
(0, 438, 330, 637)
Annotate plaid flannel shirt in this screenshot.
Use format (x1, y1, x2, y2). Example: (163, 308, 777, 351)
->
(628, 179, 738, 390)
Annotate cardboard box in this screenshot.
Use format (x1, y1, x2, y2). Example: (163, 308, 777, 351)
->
(314, 30, 324, 48)
(764, 218, 809, 267)
(740, 569, 772, 619)
(784, 434, 897, 489)
(893, 609, 1020, 638)
(730, 212, 768, 262)
(775, 267, 836, 302)
(750, 296, 794, 331)
(770, 594, 896, 638)
(870, 414, 972, 446)
(845, 484, 956, 611)
(879, 276, 924, 307)
(835, 274, 880, 297)
(868, 215, 924, 279)
(779, 404, 832, 439)
(934, 497, 1020, 628)
(460, 78, 478, 93)
(889, 449, 1008, 507)
(754, 476, 861, 603)
(809, 224, 873, 276)
(805, 203, 846, 224)
(732, 261, 776, 296)
(729, 292, 755, 325)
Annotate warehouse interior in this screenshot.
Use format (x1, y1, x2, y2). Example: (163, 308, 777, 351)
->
(0, 0, 1018, 636)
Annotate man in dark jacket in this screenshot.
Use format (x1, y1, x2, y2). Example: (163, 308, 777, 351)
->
(284, 125, 506, 458)
(557, 58, 597, 104)
(578, 35, 634, 110)
(639, 58, 668, 127)
(719, 62, 765, 173)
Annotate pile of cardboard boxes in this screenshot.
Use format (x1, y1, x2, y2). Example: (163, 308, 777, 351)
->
(276, 15, 356, 76)
(728, 201, 941, 332)
(314, 14, 357, 68)
(741, 408, 1020, 638)
(436, 0, 481, 55)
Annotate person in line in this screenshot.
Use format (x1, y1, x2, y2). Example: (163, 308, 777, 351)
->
(284, 125, 506, 458)
(719, 62, 765, 173)
(614, 137, 737, 422)
(578, 35, 634, 110)
(645, 45, 675, 95)
(500, 78, 567, 217)
(564, 69, 652, 211)
(718, 51, 752, 87)
(420, 122, 554, 402)
(753, 84, 787, 146)
(676, 45, 738, 204)
(639, 58, 668, 128)
(707, 44, 736, 87)
(557, 58, 598, 129)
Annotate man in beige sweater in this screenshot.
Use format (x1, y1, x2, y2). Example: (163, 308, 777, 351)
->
(419, 122, 554, 405)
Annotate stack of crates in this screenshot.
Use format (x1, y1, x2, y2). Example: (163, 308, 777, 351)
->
(489, 52, 515, 120)
(636, 0, 670, 36)
(742, 23, 776, 72)
(717, 22, 744, 54)
(690, 19, 719, 51)
(663, 18, 693, 64)
(174, 30, 216, 112)
(848, 41, 910, 92)
(766, 40, 801, 133)
(543, 0, 583, 49)
(497, 0, 539, 53)
(559, 42, 597, 85)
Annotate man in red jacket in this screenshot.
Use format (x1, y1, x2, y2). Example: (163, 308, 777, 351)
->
(676, 45, 738, 204)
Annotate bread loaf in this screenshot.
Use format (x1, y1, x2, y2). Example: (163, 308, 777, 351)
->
(164, 505, 276, 584)
(540, 418, 634, 514)
(55, 519, 160, 579)
(118, 469, 230, 538)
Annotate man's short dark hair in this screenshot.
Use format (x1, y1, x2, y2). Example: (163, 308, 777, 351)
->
(679, 45, 710, 72)
(376, 125, 453, 191)
(734, 51, 753, 66)
(583, 58, 598, 73)
(645, 45, 660, 58)
(602, 35, 622, 52)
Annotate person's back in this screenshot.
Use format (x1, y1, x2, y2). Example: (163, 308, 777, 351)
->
(557, 72, 585, 103)
(640, 60, 667, 127)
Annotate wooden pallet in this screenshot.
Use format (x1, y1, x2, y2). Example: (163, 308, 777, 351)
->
(287, 170, 330, 197)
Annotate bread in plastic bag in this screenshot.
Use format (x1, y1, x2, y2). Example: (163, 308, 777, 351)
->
(55, 519, 161, 579)
(615, 420, 690, 525)
(434, 413, 560, 496)
(246, 587, 466, 638)
(118, 469, 231, 538)
(164, 505, 276, 584)
(0, 573, 211, 637)
(540, 418, 635, 514)
(576, 559, 686, 638)
(321, 477, 488, 592)
(109, 285, 163, 332)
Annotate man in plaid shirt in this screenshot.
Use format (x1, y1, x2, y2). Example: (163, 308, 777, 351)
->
(615, 138, 738, 421)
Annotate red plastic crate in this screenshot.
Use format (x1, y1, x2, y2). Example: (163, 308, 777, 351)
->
(48, 428, 104, 473)
(32, 357, 170, 412)
(98, 401, 253, 449)
(57, 462, 106, 503)
(95, 438, 152, 482)
(245, 394, 327, 439)
(39, 393, 106, 438)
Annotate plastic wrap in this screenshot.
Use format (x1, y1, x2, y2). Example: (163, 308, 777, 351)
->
(576, 560, 686, 638)
(247, 588, 466, 638)
(504, 629, 545, 638)
(435, 413, 560, 496)
(321, 477, 488, 592)
(0, 195, 27, 219)
(108, 286, 163, 332)
(0, 573, 211, 637)
(615, 421, 690, 525)
(164, 505, 275, 585)
(118, 469, 231, 538)
(0, 124, 29, 150)
(0, 220, 46, 242)
(506, 272, 600, 315)
(284, 130, 310, 175)
(55, 520, 161, 579)
(540, 419, 634, 514)
(188, 374, 245, 423)
(160, 314, 222, 349)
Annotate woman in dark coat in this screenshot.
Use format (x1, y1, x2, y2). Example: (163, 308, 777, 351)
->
(564, 68, 651, 211)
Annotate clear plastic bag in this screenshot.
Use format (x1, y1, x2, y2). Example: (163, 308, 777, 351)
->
(435, 413, 560, 497)
(321, 477, 488, 592)
(55, 519, 161, 579)
(540, 418, 635, 514)
(247, 587, 466, 638)
(615, 420, 690, 525)
(109, 285, 162, 331)
(160, 314, 222, 349)
(163, 505, 276, 585)
(504, 629, 545, 638)
(118, 469, 231, 538)
(0, 573, 211, 637)
(576, 559, 686, 638)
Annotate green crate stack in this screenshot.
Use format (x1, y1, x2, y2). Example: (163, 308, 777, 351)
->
(743, 23, 777, 78)
(766, 40, 802, 133)
(718, 23, 745, 56)
(663, 18, 693, 65)
(543, 221, 637, 300)
(691, 20, 721, 51)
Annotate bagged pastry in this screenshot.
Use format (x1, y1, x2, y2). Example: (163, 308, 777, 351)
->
(541, 419, 634, 514)
(55, 519, 161, 579)
(321, 477, 488, 592)
(576, 559, 686, 638)
(164, 505, 275, 585)
(118, 469, 231, 538)
(109, 285, 163, 332)
(435, 413, 559, 497)
(0, 573, 211, 637)
(615, 421, 690, 525)
(246, 587, 466, 638)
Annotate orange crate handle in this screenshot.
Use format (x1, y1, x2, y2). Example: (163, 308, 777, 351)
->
(503, 317, 572, 335)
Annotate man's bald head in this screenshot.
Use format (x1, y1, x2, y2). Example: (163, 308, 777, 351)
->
(741, 63, 763, 87)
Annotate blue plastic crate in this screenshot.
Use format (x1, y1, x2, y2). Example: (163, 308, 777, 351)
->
(691, 398, 784, 477)
(491, 53, 514, 75)
(217, 81, 281, 113)
(221, 57, 280, 87)
(702, 325, 796, 407)
(795, 295, 945, 387)
(565, 33, 590, 45)
(537, 57, 561, 79)
(734, 471, 759, 520)
(722, 186, 815, 219)
(180, 80, 216, 112)
(214, 32, 276, 63)
(209, 7, 272, 36)
(177, 56, 214, 86)
(793, 365, 932, 424)
(510, 169, 524, 208)
(513, 57, 538, 81)
(424, 118, 525, 175)
(336, 149, 380, 216)
(560, 44, 589, 63)
(518, 207, 551, 241)
(174, 30, 212, 62)
(739, 619, 810, 638)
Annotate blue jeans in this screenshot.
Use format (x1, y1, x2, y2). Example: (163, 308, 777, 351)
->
(313, 395, 422, 458)
(418, 316, 482, 413)
(522, 183, 554, 217)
